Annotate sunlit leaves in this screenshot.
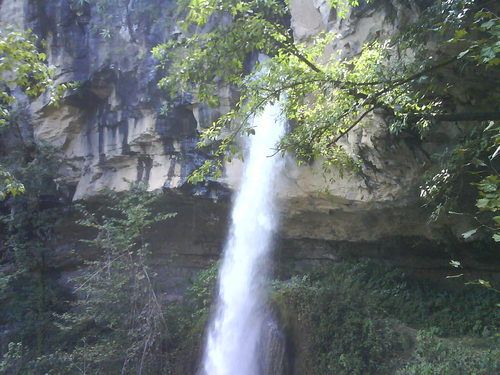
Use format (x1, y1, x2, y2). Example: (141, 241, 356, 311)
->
(327, 0, 360, 19)
(462, 228, 478, 240)
(476, 174, 500, 241)
(0, 30, 54, 126)
(0, 168, 25, 200)
(157, 0, 498, 184)
(0, 29, 64, 199)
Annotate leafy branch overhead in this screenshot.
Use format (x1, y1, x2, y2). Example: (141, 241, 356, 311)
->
(154, 0, 499, 183)
(0, 29, 74, 199)
(0, 30, 53, 199)
(0, 30, 59, 127)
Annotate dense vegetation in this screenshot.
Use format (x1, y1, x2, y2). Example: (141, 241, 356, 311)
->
(0, 30, 53, 199)
(0, 0, 499, 374)
(0, 145, 70, 370)
(0, 29, 71, 200)
(272, 261, 499, 374)
(0, 183, 200, 374)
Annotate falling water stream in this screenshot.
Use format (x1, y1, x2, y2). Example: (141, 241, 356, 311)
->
(202, 101, 286, 375)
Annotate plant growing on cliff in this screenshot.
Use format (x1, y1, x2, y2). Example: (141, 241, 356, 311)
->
(396, 329, 498, 375)
(0, 29, 74, 199)
(0, 29, 53, 198)
(163, 262, 219, 373)
(271, 261, 499, 375)
(50, 185, 176, 374)
(421, 121, 500, 243)
(0, 30, 54, 126)
(0, 145, 70, 370)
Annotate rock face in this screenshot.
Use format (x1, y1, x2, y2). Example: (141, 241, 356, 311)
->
(0, 0, 481, 273)
(2, 0, 213, 200)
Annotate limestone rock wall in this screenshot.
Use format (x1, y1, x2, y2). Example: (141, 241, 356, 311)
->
(0, 0, 476, 262)
(2, 0, 215, 200)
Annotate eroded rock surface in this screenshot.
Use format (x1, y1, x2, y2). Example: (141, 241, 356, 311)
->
(0, 0, 480, 274)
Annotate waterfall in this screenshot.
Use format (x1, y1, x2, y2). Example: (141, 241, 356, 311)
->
(202, 101, 286, 375)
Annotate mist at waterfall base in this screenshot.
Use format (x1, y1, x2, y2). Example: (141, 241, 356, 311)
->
(201, 102, 286, 375)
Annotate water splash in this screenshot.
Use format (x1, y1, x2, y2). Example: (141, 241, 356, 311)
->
(202, 101, 286, 375)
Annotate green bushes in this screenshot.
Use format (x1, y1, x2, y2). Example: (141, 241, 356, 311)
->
(272, 273, 410, 374)
(1, 182, 181, 374)
(397, 329, 498, 375)
(50, 186, 176, 374)
(0, 145, 69, 365)
(0, 141, 496, 374)
(163, 262, 218, 373)
(271, 261, 499, 375)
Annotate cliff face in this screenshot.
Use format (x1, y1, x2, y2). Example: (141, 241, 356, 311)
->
(0, 0, 484, 277)
(1, 0, 208, 199)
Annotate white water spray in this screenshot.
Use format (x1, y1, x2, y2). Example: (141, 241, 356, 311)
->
(202, 101, 286, 375)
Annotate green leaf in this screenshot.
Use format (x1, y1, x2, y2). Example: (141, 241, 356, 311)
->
(476, 199, 490, 209)
(461, 228, 477, 240)
(490, 145, 500, 160)
(477, 279, 492, 288)
(470, 158, 487, 167)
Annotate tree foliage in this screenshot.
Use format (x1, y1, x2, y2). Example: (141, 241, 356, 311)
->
(0, 29, 72, 200)
(51, 186, 175, 374)
(155, 0, 499, 182)
(421, 121, 500, 242)
(0, 31, 76, 364)
(0, 184, 182, 374)
(0, 145, 70, 369)
(0, 30, 54, 127)
(154, 0, 500, 245)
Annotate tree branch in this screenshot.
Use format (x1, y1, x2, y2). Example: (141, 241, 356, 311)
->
(327, 105, 377, 147)
(414, 111, 500, 122)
